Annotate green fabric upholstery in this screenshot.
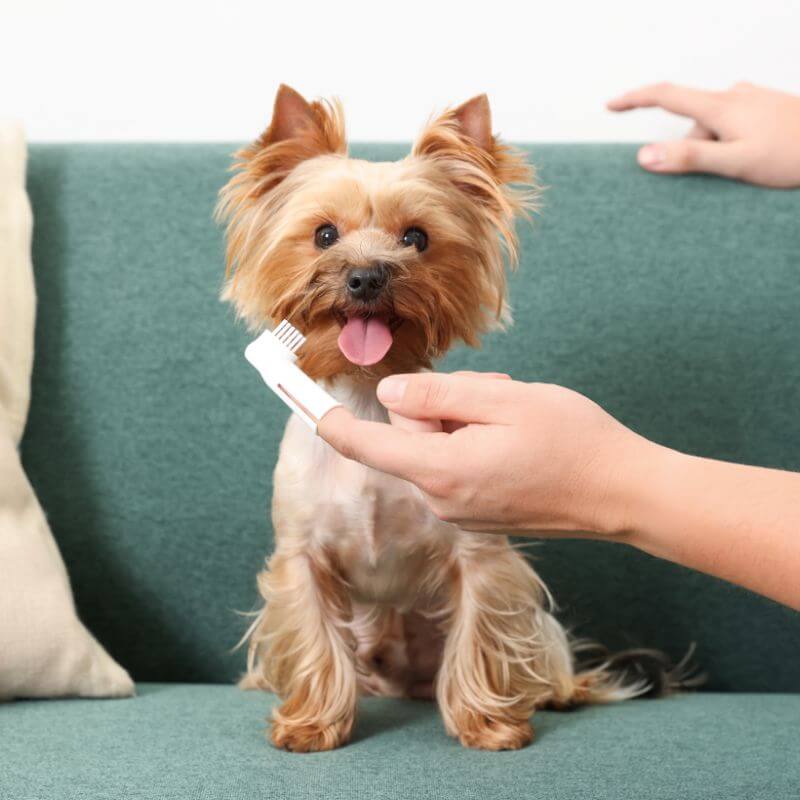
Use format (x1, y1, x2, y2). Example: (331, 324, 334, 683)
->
(21, 144, 800, 694)
(3, 684, 798, 799)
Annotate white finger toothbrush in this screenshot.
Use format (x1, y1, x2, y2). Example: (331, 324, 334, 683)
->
(244, 320, 341, 432)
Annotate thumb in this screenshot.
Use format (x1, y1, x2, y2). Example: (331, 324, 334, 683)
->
(637, 140, 746, 179)
(376, 372, 519, 424)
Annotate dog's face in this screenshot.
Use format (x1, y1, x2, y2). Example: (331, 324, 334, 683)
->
(218, 85, 536, 380)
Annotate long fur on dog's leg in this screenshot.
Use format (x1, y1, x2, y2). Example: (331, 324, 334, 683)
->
(243, 549, 357, 752)
(437, 536, 570, 750)
(437, 536, 649, 748)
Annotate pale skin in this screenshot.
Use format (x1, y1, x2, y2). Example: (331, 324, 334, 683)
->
(607, 81, 800, 188)
(319, 81, 800, 611)
(319, 373, 800, 611)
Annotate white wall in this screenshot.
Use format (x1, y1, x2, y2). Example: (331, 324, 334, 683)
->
(4, 0, 798, 143)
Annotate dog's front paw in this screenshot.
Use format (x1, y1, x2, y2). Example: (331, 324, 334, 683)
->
(457, 716, 534, 751)
(270, 716, 353, 752)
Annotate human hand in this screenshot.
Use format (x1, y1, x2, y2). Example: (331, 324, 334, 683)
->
(318, 372, 656, 536)
(607, 82, 800, 188)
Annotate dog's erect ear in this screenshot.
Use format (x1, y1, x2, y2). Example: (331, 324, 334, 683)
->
(452, 94, 493, 151)
(222, 85, 346, 201)
(413, 93, 494, 157)
(412, 93, 533, 193)
(412, 94, 536, 257)
(258, 84, 345, 152)
(268, 84, 317, 143)
(216, 85, 347, 283)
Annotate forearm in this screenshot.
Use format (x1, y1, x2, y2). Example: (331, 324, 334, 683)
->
(620, 443, 800, 609)
(321, 374, 800, 609)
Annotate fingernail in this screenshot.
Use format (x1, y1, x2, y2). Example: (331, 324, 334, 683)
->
(638, 144, 665, 167)
(377, 376, 407, 405)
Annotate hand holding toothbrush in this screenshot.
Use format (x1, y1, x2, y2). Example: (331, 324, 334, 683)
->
(319, 371, 800, 609)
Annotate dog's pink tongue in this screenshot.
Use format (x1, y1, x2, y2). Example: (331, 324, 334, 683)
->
(337, 316, 393, 365)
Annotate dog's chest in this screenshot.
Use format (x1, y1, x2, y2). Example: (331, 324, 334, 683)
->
(272, 381, 453, 605)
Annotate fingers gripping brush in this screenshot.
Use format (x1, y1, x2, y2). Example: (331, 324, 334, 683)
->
(245, 320, 341, 432)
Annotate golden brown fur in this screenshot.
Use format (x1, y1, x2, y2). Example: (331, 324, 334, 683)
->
(219, 85, 645, 752)
(218, 85, 535, 380)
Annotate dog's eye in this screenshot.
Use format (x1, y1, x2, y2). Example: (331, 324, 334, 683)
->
(314, 224, 339, 249)
(401, 227, 428, 252)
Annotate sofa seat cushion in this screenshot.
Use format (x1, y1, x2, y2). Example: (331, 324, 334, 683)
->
(3, 684, 797, 799)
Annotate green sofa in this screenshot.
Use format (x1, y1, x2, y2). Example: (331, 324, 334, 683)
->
(5, 144, 799, 799)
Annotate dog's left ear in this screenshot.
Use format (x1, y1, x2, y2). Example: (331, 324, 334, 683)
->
(256, 84, 346, 155)
(412, 94, 535, 218)
(451, 94, 493, 151)
(223, 85, 346, 204)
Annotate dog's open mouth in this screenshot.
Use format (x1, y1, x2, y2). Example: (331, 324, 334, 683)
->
(336, 314, 400, 366)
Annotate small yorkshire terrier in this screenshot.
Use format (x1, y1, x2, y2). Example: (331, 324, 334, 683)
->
(218, 85, 653, 752)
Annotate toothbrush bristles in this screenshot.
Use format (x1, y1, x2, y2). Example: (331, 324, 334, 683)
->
(272, 319, 306, 354)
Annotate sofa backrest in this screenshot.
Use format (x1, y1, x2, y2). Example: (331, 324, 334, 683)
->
(22, 144, 800, 689)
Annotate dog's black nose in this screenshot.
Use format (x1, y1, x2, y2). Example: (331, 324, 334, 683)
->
(346, 263, 389, 302)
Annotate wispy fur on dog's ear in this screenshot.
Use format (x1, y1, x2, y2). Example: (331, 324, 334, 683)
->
(220, 84, 346, 204)
(451, 93, 494, 150)
(412, 94, 537, 265)
(216, 85, 346, 283)
(259, 84, 345, 154)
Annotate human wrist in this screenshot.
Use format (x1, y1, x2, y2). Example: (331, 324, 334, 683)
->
(597, 432, 680, 541)
(611, 438, 691, 554)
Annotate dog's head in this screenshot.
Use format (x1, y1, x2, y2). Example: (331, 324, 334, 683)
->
(218, 85, 537, 380)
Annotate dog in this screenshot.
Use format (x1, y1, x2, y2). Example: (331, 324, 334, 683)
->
(217, 85, 660, 752)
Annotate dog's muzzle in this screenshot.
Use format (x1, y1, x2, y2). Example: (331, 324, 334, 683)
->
(345, 262, 390, 303)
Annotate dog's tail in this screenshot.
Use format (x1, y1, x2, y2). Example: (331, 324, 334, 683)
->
(558, 642, 705, 706)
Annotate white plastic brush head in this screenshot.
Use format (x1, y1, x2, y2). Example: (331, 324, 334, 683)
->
(272, 319, 306, 355)
(244, 319, 305, 367)
(244, 319, 341, 432)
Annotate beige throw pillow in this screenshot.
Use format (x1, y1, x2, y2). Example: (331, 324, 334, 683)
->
(0, 123, 134, 700)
